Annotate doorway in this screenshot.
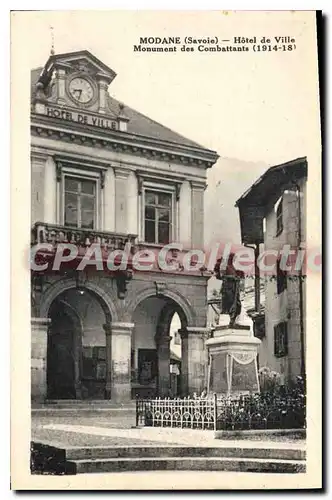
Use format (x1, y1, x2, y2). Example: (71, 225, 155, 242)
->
(46, 288, 109, 400)
(47, 306, 79, 399)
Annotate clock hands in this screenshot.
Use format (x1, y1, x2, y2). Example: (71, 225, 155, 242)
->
(70, 79, 93, 103)
(73, 88, 83, 100)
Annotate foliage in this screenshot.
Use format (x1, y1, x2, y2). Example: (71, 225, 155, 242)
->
(137, 375, 306, 432)
(216, 376, 306, 431)
(258, 366, 282, 392)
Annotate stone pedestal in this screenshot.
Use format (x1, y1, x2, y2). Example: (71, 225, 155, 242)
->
(31, 317, 50, 402)
(157, 335, 171, 397)
(110, 322, 134, 402)
(206, 315, 261, 396)
(181, 327, 210, 396)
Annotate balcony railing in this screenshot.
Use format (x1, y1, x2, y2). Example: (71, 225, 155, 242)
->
(31, 223, 209, 277)
(31, 222, 137, 252)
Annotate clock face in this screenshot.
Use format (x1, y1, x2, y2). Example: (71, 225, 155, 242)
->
(69, 77, 94, 104)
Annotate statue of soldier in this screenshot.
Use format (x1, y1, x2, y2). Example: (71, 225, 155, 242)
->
(214, 253, 244, 327)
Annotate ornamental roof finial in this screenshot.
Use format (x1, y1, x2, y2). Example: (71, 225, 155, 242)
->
(50, 26, 55, 56)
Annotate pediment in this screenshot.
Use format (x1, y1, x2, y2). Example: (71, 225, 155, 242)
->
(40, 50, 117, 86)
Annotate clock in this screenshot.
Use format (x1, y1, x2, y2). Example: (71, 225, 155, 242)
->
(68, 77, 94, 104)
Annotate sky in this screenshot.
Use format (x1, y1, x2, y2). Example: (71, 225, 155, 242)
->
(13, 10, 321, 245)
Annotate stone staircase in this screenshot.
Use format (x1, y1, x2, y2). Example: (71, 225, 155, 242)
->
(31, 442, 306, 475)
(32, 400, 136, 417)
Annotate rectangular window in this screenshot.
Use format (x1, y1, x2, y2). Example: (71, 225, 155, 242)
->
(144, 190, 172, 244)
(276, 258, 287, 294)
(276, 198, 283, 236)
(274, 321, 288, 358)
(64, 176, 96, 229)
(253, 314, 265, 339)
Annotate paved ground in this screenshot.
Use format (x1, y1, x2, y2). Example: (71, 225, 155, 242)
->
(29, 469, 308, 490)
(32, 411, 306, 450)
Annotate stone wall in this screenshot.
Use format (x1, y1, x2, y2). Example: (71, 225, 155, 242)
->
(260, 184, 306, 382)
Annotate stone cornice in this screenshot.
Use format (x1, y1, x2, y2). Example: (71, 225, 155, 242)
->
(30, 146, 210, 187)
(30, 150, 49, 163)
(53, 154, 108, 172)
(190, 180, 208, 190)
(31, 113, 219, 169)
(114, 166, 130, 179)
(136, 170, 184, 197)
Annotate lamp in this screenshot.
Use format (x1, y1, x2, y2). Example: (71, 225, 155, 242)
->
(115, 269, 133, 299)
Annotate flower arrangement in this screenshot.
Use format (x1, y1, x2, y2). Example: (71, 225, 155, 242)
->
(216, 374, 305, 430)
(258, 366, 282, 392)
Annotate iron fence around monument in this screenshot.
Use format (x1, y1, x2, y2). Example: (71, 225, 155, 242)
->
(136, 391, 306, 431)
(136, 395, 217, 430)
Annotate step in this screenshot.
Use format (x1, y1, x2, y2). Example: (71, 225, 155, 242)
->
(70, 456, 306, 474)
(65, 445, 306, 461)
(46, 399, 136, 406)
(32, 400, 136, 410)
(32, 405, 136, 417)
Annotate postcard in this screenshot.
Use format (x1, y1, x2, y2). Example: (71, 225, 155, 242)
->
(11, 9, 322, 490)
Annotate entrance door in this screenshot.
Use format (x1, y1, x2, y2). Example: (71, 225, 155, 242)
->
(47, 309, 77, 399)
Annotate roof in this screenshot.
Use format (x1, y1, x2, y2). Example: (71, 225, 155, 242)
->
(31, 61, 215, 152)
(235, 157, 307, 244)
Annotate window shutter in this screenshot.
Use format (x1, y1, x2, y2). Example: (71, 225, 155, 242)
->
(274, 321, 288, 358)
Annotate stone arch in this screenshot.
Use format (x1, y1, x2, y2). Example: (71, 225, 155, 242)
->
(155, 302, 187, 341)
(39, 278, 119, 323)
(127, 286, 196, 326)
(55, 299, 84, 332)
(47, 297, 84, 400)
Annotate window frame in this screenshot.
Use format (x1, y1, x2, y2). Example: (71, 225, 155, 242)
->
(276, 257, 287, 295)
(64, 175, 97, 229)
(140, 181, 176, 244)
(58, 165, 101, 230)
(274, 321, 288, 358)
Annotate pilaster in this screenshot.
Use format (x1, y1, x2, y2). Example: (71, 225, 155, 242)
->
(190, 181, 206, 249)
(31, 317, 50, 402)
(97, 77, 109, 114)
(31, 151, 48, 224)
(114, 167, 130, 233)
(55, 66, 67, 104)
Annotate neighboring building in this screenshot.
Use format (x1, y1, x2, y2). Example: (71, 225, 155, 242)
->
(30, 50, 218, 403)
(235, 158, 307, 383)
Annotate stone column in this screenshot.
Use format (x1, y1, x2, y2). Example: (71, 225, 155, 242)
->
(157, 335, 172, 397)
(31, 317, 50, 402)
(111, 322, 134, 403)
(180, 327, 209, 396)
(103, 323, 112, 400)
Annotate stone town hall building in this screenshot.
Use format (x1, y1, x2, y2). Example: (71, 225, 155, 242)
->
(30, 50, 219, 403)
